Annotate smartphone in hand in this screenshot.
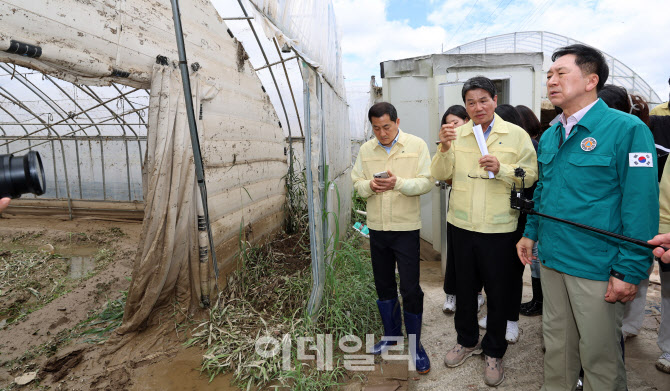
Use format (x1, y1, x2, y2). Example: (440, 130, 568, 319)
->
(373, 171, 389, 179)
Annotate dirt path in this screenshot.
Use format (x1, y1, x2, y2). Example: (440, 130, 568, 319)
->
(410, 260, 668, 391)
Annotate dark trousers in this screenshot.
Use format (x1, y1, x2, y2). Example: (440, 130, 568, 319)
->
(444, 221, 525, 323)
(507, 217, 527, 322)
(369, 229, 424, 314)
(443, 222, 457, 295)
(451, 224, 519, 358)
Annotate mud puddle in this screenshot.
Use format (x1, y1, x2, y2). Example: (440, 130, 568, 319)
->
(130, 347, 239, 390)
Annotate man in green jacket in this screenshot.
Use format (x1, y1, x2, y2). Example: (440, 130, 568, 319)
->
(517, 44, 659, 391)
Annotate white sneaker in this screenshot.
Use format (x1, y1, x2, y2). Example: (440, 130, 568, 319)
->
(505, 321, 519, 343)
(656, 352, 670, 374)
(442, 294, 456, 314)
(477, 292, 485, 312)
(478, 315, 487, 329)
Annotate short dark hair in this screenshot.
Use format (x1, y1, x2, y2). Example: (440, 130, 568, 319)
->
(494, 104, 523, 127)
(462, 76, 497, 102)
(441, 105, 469, 125)
(515, 105, 542, 139)
(368, 102, 398, 122)
(598, 85, 630, 113)
(551, 44, 609, 92)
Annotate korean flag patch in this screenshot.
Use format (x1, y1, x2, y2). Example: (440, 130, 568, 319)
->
(629, 153, 653, 167)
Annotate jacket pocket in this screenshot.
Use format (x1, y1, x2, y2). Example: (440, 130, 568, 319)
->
(449, 183, 471, 222)
(562, 153, 614, 196)
(485, 184, 516, 225)
(391, 191, 420, 225)
(537, 152, 556, 179)
(566, 153, 611, 167)
(537, 152, 556, 165)
(392, 152, 418, 179)
(489, 146, 519, 165)
(362, 156, 386, 178)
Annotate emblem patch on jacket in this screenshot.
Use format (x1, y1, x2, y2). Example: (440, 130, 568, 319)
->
(629, 153, 653, 167)
(581, 137, 596, 151)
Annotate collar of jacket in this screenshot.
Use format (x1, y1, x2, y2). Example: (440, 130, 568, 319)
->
(374, 129, 407, 151)
(460, 113, 509, 137)
(571, 98, 607, 133)
(544, 99, 607, 139)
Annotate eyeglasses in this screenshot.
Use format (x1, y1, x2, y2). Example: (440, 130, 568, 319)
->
(467, 166, 495, 179)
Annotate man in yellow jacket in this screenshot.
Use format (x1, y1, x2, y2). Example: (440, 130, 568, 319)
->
(431, 76, 537, 386)
(650, 78, 670, 116)
(647, 157, 670, 374)
(351, 102, 433, 374)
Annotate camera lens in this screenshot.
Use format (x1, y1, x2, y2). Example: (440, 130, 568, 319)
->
(0, 151, 46, 199)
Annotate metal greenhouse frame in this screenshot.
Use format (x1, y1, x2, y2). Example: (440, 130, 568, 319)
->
(444, 31, 662, 105)
(0, 63, 148, 219)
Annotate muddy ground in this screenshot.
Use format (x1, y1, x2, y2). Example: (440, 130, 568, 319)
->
(0, 216, 272, 390)
(0, 216, 667, 390)
(0, 216, 142, 389)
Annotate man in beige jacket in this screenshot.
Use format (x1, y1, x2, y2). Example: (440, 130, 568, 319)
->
(432, 76, 537, 386)
(351, 102, 433, 374)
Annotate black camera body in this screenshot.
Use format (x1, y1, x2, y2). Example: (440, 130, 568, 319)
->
(510, 167, 534, 213)
(0, 151, 46, 199)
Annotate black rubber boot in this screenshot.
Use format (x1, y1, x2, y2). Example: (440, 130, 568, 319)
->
(369, 298, 403, 355)
(520, 277, 542, 316)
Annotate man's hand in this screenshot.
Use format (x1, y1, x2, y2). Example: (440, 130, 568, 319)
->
(478, 154, 500, 175)
(438, 123, 457, 152)
(0, 197, 10, 213)
(516, 237, 536, 265)
(648, 233, 670, 264)
(370, 171, 397, 193)
(604, 276, 637, 303)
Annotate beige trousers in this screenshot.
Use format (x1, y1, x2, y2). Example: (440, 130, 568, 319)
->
(540, 265, 626, 391)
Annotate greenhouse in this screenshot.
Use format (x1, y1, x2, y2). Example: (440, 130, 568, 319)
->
(444, 31, 662, 106)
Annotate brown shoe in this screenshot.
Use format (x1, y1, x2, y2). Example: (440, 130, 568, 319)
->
(444, 343, 482, 367)
(484, 355, 504, 387)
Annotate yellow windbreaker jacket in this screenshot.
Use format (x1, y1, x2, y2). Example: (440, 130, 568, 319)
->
(659, 157, 670, 234)
(431, 114, 538, 233)
(351, 130, 432, 231)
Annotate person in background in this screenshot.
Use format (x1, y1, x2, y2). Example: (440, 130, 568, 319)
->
(517, 44, 659, 391)
(598, 84, 631, 113)
(630, 94, 650, 126)
(515, 105, 543, 317)
(0, 198, 9, 213)
(440, 105, 486, 315)
(516, 105, 543, 143)
(351, 102, 433, 374)
(432, 77, 537, 386)
(650, 77, 670, 116)
(647, 140, 670, 375)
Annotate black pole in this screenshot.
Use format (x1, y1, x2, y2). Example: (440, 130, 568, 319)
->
(169, 0, 219, 292)
(527, 210, 668, 251)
